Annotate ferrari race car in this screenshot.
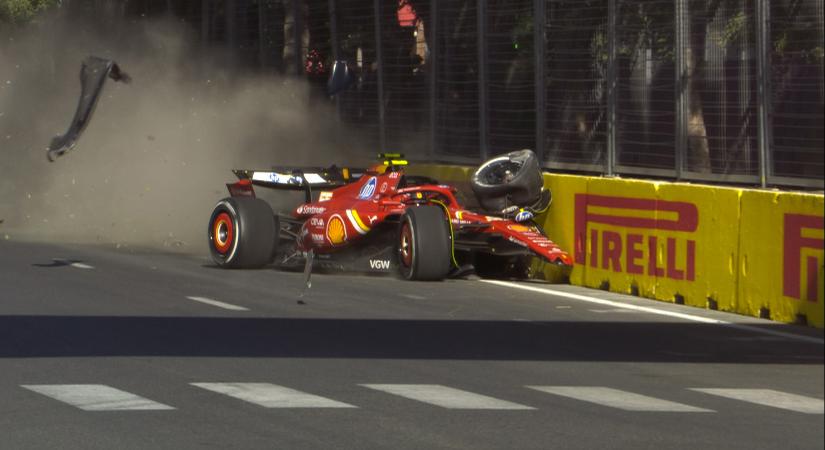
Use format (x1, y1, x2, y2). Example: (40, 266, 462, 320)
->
(207, 149, 572, 281)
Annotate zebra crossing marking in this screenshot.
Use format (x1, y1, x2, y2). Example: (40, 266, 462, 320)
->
(527, 386, 714, 412)
(21, 384, 174, 411)
(361, 384, 535, 410)
(690, 388, 824, 414)
(191, 382, 357, 408)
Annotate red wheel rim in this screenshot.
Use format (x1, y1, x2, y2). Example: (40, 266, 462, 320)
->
(399, 221, 413, 268)
(213, 212, 234, 254)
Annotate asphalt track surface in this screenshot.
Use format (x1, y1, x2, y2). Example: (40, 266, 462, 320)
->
(1, 239, 823, 450)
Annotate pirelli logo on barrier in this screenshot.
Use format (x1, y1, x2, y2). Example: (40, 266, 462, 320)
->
(784, 214, 824, 303)
(574, 194, 699, 280)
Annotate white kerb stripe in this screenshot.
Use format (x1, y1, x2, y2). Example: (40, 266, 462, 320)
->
(361, 384, 535, 410)
(527, 386, 713, 412)
(22, 385, 174, 411)
(186, 296, 249, 311)
(192, 383, 356, 408)
(482, 280, 824, 345)
(691, 388, 824, 414)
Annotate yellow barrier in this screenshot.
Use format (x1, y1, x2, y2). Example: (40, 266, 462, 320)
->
(410, 164, 824, 328)
(739, 190, 824, 327)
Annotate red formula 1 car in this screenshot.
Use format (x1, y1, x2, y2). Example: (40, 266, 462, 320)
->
(207, 150, 572, 281)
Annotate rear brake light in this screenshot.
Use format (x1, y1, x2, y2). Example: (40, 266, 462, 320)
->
(227, 179, 255, 198)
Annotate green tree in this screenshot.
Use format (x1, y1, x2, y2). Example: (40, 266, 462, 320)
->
(0, 0, 59, 24)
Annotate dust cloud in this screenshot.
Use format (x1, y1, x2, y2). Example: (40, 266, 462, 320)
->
(0, 12, 368, 254)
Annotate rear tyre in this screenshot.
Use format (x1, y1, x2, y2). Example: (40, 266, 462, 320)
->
(398, 205, 452, 281)
(208, 197, 276, 268)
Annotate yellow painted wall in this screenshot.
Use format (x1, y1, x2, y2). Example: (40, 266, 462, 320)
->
(739, 190, 824, 327)
(411, 164, 824, 328)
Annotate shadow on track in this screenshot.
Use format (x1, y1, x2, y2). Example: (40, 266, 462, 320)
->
(1, 316, 821, 364)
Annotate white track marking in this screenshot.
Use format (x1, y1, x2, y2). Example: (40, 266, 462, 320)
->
(691, 389, 824, 414)
(22, 385, 174, 411)
(361, 384, 535, 410)
(588, 309, 637, 314)
(53, 259, 94, 269)
(482, 280, 824, 345)
(192, 383, 356, 408)
(528, 386, 713, 412)
(186, 296, 249, 311)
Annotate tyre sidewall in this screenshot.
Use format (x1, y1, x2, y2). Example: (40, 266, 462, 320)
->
(208, 197, 275, 269)
(209, 199, 242, 266)
(398, 205, 452, 281)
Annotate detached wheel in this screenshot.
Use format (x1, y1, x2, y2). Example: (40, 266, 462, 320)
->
(398, 205, 452, 281)
(470, 149, 543, 211)
(208, 197, 276, 268)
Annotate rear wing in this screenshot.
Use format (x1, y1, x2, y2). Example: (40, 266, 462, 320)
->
(231, 167, 365, 201)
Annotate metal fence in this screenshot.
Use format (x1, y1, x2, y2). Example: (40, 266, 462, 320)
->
(127, 0, 825, 188)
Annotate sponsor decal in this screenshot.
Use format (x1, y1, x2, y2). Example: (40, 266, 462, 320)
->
(318, 191, 333, 202)
(311, 233, 325, 243)
(326, 214, 347, 245)
(508, 236, 528, 247)
(574, 194, 698, 280)
(515, 210, 534, 222)
(389, 172, 400, 179)
(252, 171, 285, 183)
(310, 217, 325, 227)
(346, 209, 370, 235)
(369, 259, 392, 270)
(303, 173, 326, 184)
(508, 224, 531, 233)
(784, 214, 824, 302)
(358, 176, 378, 199)
(297, 205, 326, 215)
(368, 215, 378, 224)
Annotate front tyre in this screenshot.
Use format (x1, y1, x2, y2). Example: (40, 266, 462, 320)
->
(208, 197, 276, 268)
(398, 205, 452, 281)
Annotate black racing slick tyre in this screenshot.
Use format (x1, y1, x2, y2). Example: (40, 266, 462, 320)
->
(208, 197, 276, 269)
(397, 205, 452, 281)
(470, 149, 543, 211)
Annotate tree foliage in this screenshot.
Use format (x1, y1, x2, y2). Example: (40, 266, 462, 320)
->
(0, 0, 59, 24)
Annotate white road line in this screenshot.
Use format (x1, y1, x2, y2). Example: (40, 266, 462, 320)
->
(186, 296, 249, 311)
(691, 388, 824, 414)
(361, 384, 535, 410)
(588, 309, 636, 314)
(54, 259, 94, 269)
(192, 383, 356, 408)
(482, 280, 824, 345)
(21, 384, 174, 411)
(527, 386, 713, 412)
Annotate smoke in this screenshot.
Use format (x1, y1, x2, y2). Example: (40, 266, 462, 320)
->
(0, 12, 368, 253)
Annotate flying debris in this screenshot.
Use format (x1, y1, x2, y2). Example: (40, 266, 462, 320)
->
(47, 56, 131, 162)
